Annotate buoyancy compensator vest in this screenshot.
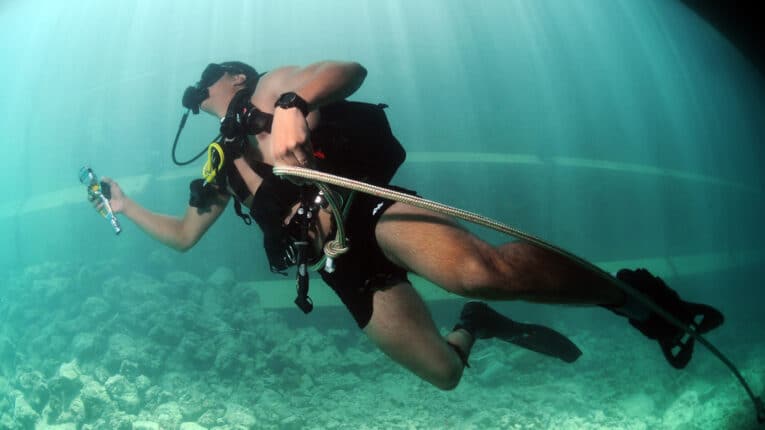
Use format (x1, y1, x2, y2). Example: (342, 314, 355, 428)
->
(248, 100, 406, 273)
(190, 92, 406, 313)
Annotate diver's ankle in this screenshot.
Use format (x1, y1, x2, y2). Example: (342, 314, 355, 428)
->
(603, 273, 650, 321)
(604, 296, 651, 322)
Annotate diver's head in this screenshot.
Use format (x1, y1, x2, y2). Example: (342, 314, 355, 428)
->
(182, 61, 259, 117)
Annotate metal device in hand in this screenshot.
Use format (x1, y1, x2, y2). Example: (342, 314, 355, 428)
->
(79, 166, 121, 235)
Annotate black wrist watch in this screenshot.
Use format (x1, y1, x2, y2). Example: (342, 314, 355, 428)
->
(274, 92, 310, 117)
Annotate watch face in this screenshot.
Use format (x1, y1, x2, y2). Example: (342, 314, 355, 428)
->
(279, 92, 297, 106)
(275, 92, 308, 116)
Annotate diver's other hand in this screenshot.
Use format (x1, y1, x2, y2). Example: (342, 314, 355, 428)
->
(271, 106, 314, 169)
(95, 177, 126, 213)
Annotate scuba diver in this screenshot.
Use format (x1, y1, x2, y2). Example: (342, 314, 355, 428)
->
(94, 60, 724, 390)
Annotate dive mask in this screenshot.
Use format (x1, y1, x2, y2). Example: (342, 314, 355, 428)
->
(173, 62, 260, 167)
(182, 63, 234, 114)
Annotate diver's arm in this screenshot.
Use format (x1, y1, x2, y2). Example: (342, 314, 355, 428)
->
(120, 196, 229, 252)
(260, 61, 367, 110)
(261, 61, 367, 168)
(99, 177, 229, 251)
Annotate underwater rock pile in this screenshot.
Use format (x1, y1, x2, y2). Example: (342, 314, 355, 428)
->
(0, 261, 366, 429)
(0, 260, 762, 429)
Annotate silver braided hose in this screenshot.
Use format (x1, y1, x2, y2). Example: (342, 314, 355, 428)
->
(274, 165, 763, 422)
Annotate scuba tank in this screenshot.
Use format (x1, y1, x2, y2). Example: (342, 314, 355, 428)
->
(79, 166, 121, 235)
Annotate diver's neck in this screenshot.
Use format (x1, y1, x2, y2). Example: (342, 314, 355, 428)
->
(215, 98, 232, 119)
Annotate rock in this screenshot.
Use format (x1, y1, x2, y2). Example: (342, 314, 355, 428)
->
(92, 366, 111, 384)
(41, 398, 64, 426)
(82, 419, 106, 430)
(224, 403, 256, 428)
(201, 290, 224, 315)
(180, 422, 208, 430)
(58, 395, 86, 424)
(147, 322, 183, 347)
(197, 407, 225, 428)
(33, 276, 71, 303)
(622, 392, 656, 417)
(49, 360, 83, 401)
(103, 273, 163, 305)
(105, 374, 141, 414)
(71, 332, 98, 359)
(176, 332, 215, 368)
(119, 360, 140, 380)
(132, 421, 161, 430)
(36, 424, 74, 430)
(476, 361, 506, 388)
(39, 424, 77, 430)
(105, 334, 138, 372)
(81, 296, 111, 320)
(662, 389, 699, 428)
(208, 267, 235, 288)
(174, 388, 209, 421)
(58, 359, 81, 381)
(279, 415, 305, 430)
(0, 376, 7, 403)
(42, 360, 85, 423)
(107, 410, 135, 430)
(80, 376, 111, 420)
(148, 248, 174, 272)
(16, 370, 49, 412)
(164, 271, 203, 295)
(13, 395, 40, 428)
(231, 283, 261, 307)
(214, 340, 242, 378)
(76, 261, 117, 295)
(300, 373, 314, 391)
(143, 386, 172, 411)
(134, 375, 152, 394)
(155, 401, 183, 429)
(258, 388, 284, 406)
(0, 336, 17, 374)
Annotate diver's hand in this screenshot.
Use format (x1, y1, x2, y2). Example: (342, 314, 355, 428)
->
(271, 106, 314, 168)
(92, 177, 126, 213)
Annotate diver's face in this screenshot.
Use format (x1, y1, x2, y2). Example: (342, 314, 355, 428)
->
(200, 73, 245, 117)
(199, 74, 228, 115)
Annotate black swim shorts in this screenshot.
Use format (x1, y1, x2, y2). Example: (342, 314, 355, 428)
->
(318, 186, 417, 328)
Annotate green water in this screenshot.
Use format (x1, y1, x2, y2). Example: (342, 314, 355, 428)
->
(1, 1, 763, 429)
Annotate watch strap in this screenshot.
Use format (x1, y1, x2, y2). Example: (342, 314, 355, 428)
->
(275, 92, 309, 117)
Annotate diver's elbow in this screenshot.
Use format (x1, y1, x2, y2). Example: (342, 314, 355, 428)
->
(350, 62, 367, 84)
(351, 62, 367, 79)
(174, 237, 196, 253)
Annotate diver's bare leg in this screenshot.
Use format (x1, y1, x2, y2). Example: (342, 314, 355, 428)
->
(374, 202, 624, 306)
(363, 280, 472, 390)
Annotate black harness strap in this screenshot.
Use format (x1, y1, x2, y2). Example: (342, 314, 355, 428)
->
(232, 200, 252, 225)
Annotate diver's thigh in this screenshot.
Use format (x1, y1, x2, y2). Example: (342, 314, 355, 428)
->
(375, 202, 496, 286)
(363, 281, 461, 384)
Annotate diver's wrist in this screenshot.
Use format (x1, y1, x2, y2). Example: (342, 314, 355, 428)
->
(274, 92, 310, 117)
(119, 197, 136, 217)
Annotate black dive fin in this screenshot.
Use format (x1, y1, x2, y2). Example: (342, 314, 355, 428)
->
(617, 268, 725, 370)
(658, 302, 724, 369)
(498, 321, 583, 363)
(456, 301, 582, 363)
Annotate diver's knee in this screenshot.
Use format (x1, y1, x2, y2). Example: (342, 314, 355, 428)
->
(431, 365, 463, 391)
(427, 355, 465, 391)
